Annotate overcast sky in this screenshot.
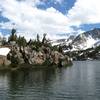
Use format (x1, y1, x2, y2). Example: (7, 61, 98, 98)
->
(0, 0, 100, 40)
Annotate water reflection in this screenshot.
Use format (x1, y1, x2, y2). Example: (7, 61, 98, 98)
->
(0, 61, 100, 100)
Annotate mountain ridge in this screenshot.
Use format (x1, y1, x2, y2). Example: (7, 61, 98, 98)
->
(51, 28, 100, 51)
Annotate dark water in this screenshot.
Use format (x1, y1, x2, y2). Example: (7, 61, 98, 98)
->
(0, 61, 100, 100)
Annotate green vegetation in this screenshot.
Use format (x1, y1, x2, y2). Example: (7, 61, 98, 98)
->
(1, 37, 7, 45)
(17, 36, 27, 47)
(8, 28, 17, 42)
(1, 28, 63, 53)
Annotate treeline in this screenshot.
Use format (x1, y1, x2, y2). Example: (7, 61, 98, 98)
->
(8, 29, 51, 49)
(1, 29, 61, 52)
(0, 28, 64, 53)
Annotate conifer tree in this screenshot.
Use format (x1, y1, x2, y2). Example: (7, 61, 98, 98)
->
(8, 28, 17, 42)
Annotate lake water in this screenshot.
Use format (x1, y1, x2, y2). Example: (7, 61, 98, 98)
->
(0, 61, 100, 100)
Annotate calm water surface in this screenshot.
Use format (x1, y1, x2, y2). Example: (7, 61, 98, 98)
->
(0, 61, 100, 100)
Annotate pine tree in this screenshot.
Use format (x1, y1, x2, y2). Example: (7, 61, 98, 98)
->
(42, 33, 47, 44)
(17, 36, 27, 47)
(37, 34, 40, 42)
(8, 28, 17, 42)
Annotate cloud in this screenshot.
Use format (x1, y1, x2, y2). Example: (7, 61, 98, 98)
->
(0, 0, 74, 40)
(0, 30, 10, 40)
(16, 0, 45, 6)
(1, 0, 100, 40)
(54, 0, 64, 4)
(67, 0, 100, 26)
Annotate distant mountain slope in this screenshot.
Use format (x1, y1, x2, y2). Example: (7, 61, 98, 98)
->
(50, 28, 100, 51)
(71, 28, 100, 50)
(93, 40, 100, 48)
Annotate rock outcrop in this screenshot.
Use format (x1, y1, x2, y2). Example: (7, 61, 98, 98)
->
(7, 46, 72, 67)
(0, 47, 11, 67)
(0, 56, 11, 66)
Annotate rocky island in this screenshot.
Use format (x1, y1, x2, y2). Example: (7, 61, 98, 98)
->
(0, 29, 72, 70)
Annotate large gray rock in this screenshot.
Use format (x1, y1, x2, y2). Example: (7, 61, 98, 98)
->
(7, 47, 25, 65)
(7, 46, 72, 67)
(51, 51, 72, 66)
(0, 56, 11, 66)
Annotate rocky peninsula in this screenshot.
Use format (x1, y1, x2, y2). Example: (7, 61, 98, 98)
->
(0, 29, 72, 70)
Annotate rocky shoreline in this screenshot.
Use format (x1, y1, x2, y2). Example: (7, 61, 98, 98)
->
(8, 45, 72, 68)
(0, 45, 72, 70)
(0, 29, 73, 70)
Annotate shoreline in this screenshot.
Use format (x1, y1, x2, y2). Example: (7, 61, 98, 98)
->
(0, 62, 73, 71)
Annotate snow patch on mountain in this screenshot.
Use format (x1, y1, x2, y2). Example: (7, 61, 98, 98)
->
(72, 36, 99, 50)
(51, 39, 67, 46)
(93, 40, 100, 48)
(85, 36, 98, 49)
